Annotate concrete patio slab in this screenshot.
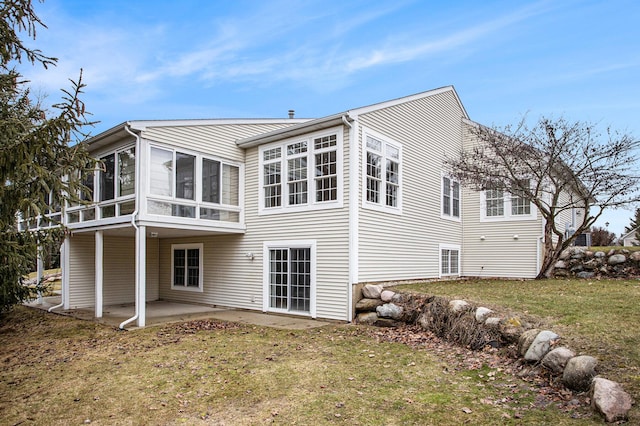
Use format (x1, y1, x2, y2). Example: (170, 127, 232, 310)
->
(25, 296, 332, 330)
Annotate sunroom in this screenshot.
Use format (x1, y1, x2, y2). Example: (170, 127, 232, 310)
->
(50, 122, 247, 328)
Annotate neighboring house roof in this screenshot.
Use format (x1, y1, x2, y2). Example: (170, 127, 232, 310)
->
(236, 85, 467, 148)
(621, 227, 639, 241)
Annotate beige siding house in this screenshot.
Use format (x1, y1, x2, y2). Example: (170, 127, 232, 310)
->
(42, 86, 550, 327)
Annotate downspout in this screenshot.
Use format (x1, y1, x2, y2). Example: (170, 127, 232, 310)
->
(343, 113, 357, 322)
(119, 124, 141, 329)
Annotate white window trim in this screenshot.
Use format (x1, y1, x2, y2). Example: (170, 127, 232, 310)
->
(146, 142, 244, 222)
(480, 189, 537, 222)
(439, 243, 461, 278)
(262, 240, 317, 318)
(441, 174, 461, 222)
(258, 127, 344, 215)
(171, 243, 204, 292)
(361, 127, 402, 215)
(94, 144, 137, 201)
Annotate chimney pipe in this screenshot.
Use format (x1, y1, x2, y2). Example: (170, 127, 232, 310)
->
(288, 109, 295, 119)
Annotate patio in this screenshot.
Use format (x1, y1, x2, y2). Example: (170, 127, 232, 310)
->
(26, 296, 330, 330)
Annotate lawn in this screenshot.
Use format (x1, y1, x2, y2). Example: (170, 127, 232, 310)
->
(1, 278, 637, 425)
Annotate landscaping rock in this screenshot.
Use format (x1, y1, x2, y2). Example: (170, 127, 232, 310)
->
(554, 260, 567, 269)
(608, 254, 626, 265)
(475, 307, 493, 323)
(376, 303, 403, 320)
(373, 317, 400, 328)
(563, 355, 598, 391)
(448, 299, 470, 312)
(391, 292, 408, 304)
(416, 312, 431, 330)
(524, 330, 559, 362)
(355, 312, 378, 325)
(362, 284, 384, 299)
(484, 317, 501, 326)
(355, 298, 384, 312)
(590, 377, 634, 423)
(576, 271, 594, 279)
(517, 328, 540, 357)
(541, 347, 575, 374)
(380, 290, 395, 302)
(594, 251, 605, 258)
(631, 251, 640, 262)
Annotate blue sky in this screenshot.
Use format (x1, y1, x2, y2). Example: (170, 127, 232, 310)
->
(19, 0, 640, 236)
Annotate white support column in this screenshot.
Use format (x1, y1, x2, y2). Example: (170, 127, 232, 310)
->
(62, 237, 70, 310)
(36, 244, 44, 305)
(136, 225, 146, 327)
(95, 230, 103, 318)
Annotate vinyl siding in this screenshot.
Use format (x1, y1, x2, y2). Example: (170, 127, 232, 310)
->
(67, 234, 95, 308)
(141, 123, 296, 162)
(462, 188, 541, 278)
(158, 125, 351, 321)
(101, 236, 160, 304)
(356, 90, 464, 282)
(461, 121, 541, 278)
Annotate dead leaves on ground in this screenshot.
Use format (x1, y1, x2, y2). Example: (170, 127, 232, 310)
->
(364, 324, 593, 419)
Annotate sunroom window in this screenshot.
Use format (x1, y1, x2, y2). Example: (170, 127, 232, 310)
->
(148, 145, 241, 223)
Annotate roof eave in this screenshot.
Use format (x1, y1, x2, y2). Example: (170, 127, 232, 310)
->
(236, 113, 352, 148)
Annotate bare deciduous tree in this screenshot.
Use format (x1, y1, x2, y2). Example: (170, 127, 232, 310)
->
(446, 117, 640, 279)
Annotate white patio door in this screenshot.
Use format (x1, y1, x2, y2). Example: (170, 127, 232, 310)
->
(268, 247, 311, 313)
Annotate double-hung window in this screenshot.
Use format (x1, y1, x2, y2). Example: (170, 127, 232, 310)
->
(485, 189, 504, 217)
(442, 176, 460, 219)
(172, 243, 203, 291)
(440, 245, 460, 276)
(259, 129, 342, 213)
(364, 133, 401, 212)
(481, 180, 534, 221)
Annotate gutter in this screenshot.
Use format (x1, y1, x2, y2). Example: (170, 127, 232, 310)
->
(119, 124, 142, 329)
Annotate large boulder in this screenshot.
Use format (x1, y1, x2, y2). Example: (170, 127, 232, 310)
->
(591, 377, 634, 423)
(563, 355, 598, 391)
(362, 284, 384, 299)
(630, 251, 640, 262)
(448, 299, 470, 313)
(355, 312, 379, 325)
(576, 271, 595, 279)
(380, 290, 395, 302)
(517, 328, 540, 357)
(541, 347, 575, 373)
(554, 260, 567, 269)
(355, 298, 384, 312)
(376, 303, 403, 320)
(524, 330, 560, 362)
(475, 307, 493, 323)
(608, 254, 626, 265)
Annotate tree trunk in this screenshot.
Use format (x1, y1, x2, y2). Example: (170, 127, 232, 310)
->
(536, 220, 561, 279)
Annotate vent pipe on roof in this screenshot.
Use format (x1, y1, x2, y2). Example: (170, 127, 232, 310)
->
(288, 109, 295, 119)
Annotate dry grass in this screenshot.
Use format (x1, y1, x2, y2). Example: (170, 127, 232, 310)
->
(0, 304, 605, 425)
(397, 277, 640, 423)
